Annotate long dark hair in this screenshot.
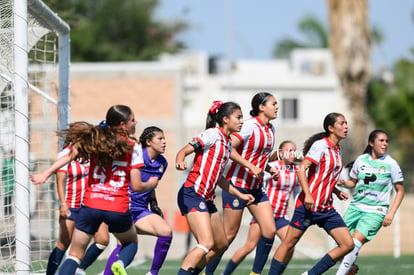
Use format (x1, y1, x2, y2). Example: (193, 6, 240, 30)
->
(303, 112, 344, 155)
(105, 105, 132, 127)
(61, 105, 136, 166)
(206, 101, 241, 129)
(140, 126, 164, 148)
(250, 92, 273, 117)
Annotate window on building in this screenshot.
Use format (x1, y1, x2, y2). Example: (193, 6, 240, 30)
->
(282, 98, 298, 119)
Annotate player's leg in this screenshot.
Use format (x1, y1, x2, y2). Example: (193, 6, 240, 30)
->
(78, 222, 109, 272)
(223, 222, 261, 275)
(46, 217, 75, 275)
(135, 213, 173, 275)
(248, 200, 276, 274)
(178, 211, 214, 274)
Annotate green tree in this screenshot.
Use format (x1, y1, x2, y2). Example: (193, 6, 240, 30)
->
(43, 0, 188, 61)
(273, 14, 328, 58)
(367, 52, 414, 191)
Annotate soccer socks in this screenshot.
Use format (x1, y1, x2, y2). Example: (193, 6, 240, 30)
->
(46, 247, 66, 275)
(79, 242, 107, 270)
(104, 244, 122, 275)
(252, 236, 274, 273)
(118, 242, 138, 267)
(59, 256, 80, 275)
(268, 258, 287, 275)
(205, 253, 223, 275)
(223, 259, 239, 275)
(308, 253, 336, 275)
(150, 235, 172, 275)
(336, 238, 362, 275)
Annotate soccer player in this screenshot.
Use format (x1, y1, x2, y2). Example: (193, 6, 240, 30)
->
(46, 141, 109, 275)
(31, 105, 143, 275)
(175, 101, 254, 275)
(222, 141, 300, 275)
(268, 112, 354, 275)
(104, 126, 172, 275)
(206, 92, 279, 275)
(336, 129, 404, 275)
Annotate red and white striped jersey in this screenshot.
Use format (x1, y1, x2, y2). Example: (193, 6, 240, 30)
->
(296, 137, 343, 212)
(185, 127, 232, 202)
(83, 142, 144, 213)
(226, 117, 275, 189)
(57, 147, 89, 208)
(266, 160, 300, 218)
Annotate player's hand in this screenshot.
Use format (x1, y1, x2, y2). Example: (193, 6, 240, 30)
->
(148, 177, 159, 189)
(383, 213, 394, 227)
(59, 203, 69, 219)
(336, 190, 349, 201)
(303, 193, 314, 209)
(176, 161, 187, 170)
(336, 178, 346, 187)
(30, 173, 49, 185)
(270, 168, 280, 180)
(241, 194, 255, 205)
(250, 165, 263, 179)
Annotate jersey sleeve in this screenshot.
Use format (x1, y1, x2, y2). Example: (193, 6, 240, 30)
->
(305, 139, 324, 165)
(131, 143, 145, 169)
(349, 157, 361, 180)
(57, 147, 70, 173)
(194, 128, 219, 150)
(391, 159, 404, 184)
(235, 119, 254, 143)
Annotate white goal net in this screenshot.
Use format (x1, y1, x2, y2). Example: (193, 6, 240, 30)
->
(0, 0, 70, 273)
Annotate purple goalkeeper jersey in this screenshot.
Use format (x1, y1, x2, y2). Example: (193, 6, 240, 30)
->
(129, 147, 168, 210)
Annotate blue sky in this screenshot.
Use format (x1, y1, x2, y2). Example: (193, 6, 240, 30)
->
(156, 0, 414, 70)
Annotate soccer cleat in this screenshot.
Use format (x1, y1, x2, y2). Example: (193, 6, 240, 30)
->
(249, 272, 260, 275)
(146, 272, 154, 275)
(111, 260, 127, 275)
(347, 263, 359, 275)
(300, 272, 308, 275)
(75, 268, 86, 275)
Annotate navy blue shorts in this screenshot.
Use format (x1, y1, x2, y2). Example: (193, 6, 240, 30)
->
(177, 186, 218, 215)
(251, 216, 290, 230)
(75, 206, 133, 235)
(65, 207, 80, 222)
(289, 205, 346, 233)
(222, 185, 269, 210)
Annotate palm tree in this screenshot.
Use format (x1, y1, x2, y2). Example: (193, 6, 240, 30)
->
(273, 14, 328, 58)
(327, 0, 372, 158)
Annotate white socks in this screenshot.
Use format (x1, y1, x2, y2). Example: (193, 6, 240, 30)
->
(336, 238, 362, 275)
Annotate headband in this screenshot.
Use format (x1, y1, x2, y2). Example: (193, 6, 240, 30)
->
(209, 100, 223, 114)
(260, 95, 271, 105)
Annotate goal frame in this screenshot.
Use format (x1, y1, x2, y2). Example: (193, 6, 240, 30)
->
(14, 0, 70, 273)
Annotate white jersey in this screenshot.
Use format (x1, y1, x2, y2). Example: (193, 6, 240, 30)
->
(349, 153, 404, 214)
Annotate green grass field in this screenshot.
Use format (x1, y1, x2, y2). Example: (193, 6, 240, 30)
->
(86, 255, 414, 275)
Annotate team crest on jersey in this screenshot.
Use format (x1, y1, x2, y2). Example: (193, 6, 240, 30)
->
(232, 198, 240, 207)
(199, 201, 206, 210)
(159, 165, 164, 172)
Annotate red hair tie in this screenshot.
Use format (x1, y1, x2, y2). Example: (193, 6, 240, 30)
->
(209, 100, 223, 114)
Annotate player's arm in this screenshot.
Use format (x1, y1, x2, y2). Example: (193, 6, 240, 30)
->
(30, 146, 78, 185)
(130, 168, 158, 193)
(383, 182, 404, 227)
(56, 171, 69, 218)
(297, 158, 314, 209)
(176, 143, 196, 170)
(229, 135, 262, 178)
(218, 177, 254, 205)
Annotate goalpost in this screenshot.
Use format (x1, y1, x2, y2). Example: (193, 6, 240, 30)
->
(0, 0, 70, 273)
